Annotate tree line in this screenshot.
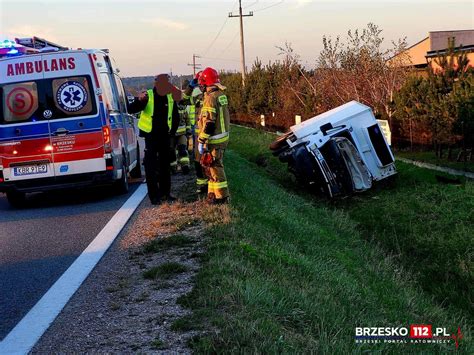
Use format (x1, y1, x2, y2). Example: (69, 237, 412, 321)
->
(220, 23, 473, 159)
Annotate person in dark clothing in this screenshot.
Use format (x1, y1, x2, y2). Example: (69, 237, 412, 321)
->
(128, 74, 181, 205)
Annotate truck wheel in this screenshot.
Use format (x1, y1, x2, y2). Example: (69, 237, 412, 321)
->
(130, 143, 142, 178)
(6, 191, 26, 208)
(115, 158, 129, 194)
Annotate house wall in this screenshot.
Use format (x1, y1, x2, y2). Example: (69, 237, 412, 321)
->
(430, 30, 474, 51)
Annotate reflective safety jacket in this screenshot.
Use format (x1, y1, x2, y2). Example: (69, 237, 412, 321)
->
(182, 88, 202, 127)
(138, 90, 174, 133)
(198, 86, 230, 148)
(188, 104, 196, 126)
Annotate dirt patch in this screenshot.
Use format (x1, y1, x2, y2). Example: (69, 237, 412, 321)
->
(32, 171, 210, 354)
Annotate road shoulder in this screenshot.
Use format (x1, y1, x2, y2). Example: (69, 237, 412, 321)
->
(32, 173, 207, 353)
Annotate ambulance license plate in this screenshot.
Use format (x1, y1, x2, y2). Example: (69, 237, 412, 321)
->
(13, 164, 48, 176)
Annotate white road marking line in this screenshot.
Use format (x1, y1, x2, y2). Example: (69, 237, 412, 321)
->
(0, 184, 148, 355)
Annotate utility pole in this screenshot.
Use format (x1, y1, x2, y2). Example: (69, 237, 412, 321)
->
(187, 54, 202, 76)
(229, 0, 253, 86)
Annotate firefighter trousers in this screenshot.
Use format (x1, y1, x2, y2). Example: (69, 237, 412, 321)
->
(194, 136, 208, 191)
(205, 147, 229, 200)
(170, 135, 190, 172)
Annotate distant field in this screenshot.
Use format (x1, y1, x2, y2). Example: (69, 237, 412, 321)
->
(181, 125, 473, 353)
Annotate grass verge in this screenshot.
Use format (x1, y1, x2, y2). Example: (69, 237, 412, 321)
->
(143, 262, 188, 280)
(181, 125, 472, 353)
(143, 234, 193, 253)
(396, 150, 474, 172)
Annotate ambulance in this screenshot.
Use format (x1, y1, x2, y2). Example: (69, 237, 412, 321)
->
(0, 38, 141, 207)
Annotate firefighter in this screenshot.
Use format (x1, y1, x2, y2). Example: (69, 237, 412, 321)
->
(170, 103, 191, 174)
(197, 67, 230, 204)
(128, 74, 180, 205)
(182, 73, 207, 193)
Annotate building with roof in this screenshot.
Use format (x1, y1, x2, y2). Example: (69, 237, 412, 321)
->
(391, 30, 474, 73)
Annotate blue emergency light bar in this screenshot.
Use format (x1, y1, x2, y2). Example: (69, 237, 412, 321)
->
(0, 39, 16, 49)
(0, 38, 40, 58)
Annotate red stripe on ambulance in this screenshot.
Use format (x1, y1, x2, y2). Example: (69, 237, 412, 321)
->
(0, 138, 52, 167)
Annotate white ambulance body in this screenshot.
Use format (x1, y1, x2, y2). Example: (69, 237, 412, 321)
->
(0, 48, 141, 206)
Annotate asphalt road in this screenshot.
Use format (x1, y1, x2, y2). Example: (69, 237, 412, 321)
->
(0, 181, 142, 340)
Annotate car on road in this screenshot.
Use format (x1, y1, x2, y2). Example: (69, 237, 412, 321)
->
(0, 38, 141, 206)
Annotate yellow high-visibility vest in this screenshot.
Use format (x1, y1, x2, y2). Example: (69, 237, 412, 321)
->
(189, 105, 196, 125)
(138, 90, 174, 133)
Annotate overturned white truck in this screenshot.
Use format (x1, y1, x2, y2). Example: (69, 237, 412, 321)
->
(270, 101, 397, 198)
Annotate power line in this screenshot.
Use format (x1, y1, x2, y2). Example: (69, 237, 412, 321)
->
(220, 31, 239, 56)
(200, 56, 240, 63)
(202, 0, 238, 56)
(243, 0, 258, 9)
(202, 18, 229, 56)
(253, 0, 284, 12)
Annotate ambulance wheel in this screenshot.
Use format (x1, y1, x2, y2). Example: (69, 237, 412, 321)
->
(116, 158, 129, 194)
(6, 191, 26, 208)
(130, 143, 142, 178)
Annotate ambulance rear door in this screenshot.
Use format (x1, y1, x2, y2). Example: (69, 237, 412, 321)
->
(43, 51, 106, 177)
(0, 54, 55, 183)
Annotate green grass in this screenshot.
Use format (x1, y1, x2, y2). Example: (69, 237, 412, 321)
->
(143, 234, 193, 253)
(396, 150, 474, 172)
(170, 316, 196, 332)
(182, 125, 473, 353)
(150, 337, 166, 350)
(230, 126, 474, 315)
(143, 262, 188, 280)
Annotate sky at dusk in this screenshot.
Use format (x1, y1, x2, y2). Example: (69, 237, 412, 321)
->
(1, 0, 473, 77)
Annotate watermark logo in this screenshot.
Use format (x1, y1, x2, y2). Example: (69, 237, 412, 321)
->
(355, 325, 463, 348)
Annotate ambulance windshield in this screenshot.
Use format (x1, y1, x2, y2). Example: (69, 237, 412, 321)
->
(0, 75, 97, 124)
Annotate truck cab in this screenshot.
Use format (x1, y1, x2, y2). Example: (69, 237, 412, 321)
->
(270, 101, 397, 198)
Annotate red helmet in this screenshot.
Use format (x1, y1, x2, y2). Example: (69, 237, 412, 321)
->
(195, 70, 203, 81)
(199, 67, 220, 86)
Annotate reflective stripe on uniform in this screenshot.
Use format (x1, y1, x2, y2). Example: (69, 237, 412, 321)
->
(176, 125, 186, 135)
(201, 106, 216, 113)
(170, 161, 178, 167)
(166, 94, 174, 129)
(178, 156, 190, 163)
(218, 95, 228, 135)
(208, 132, 229, 144)
(208, 181, 228, 189)
(219, 106, 225, 134)
(197, 178, 208, 186)
(200, 132, 210, 139)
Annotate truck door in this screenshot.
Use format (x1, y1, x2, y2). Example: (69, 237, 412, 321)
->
(0, 55, 55, 183)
